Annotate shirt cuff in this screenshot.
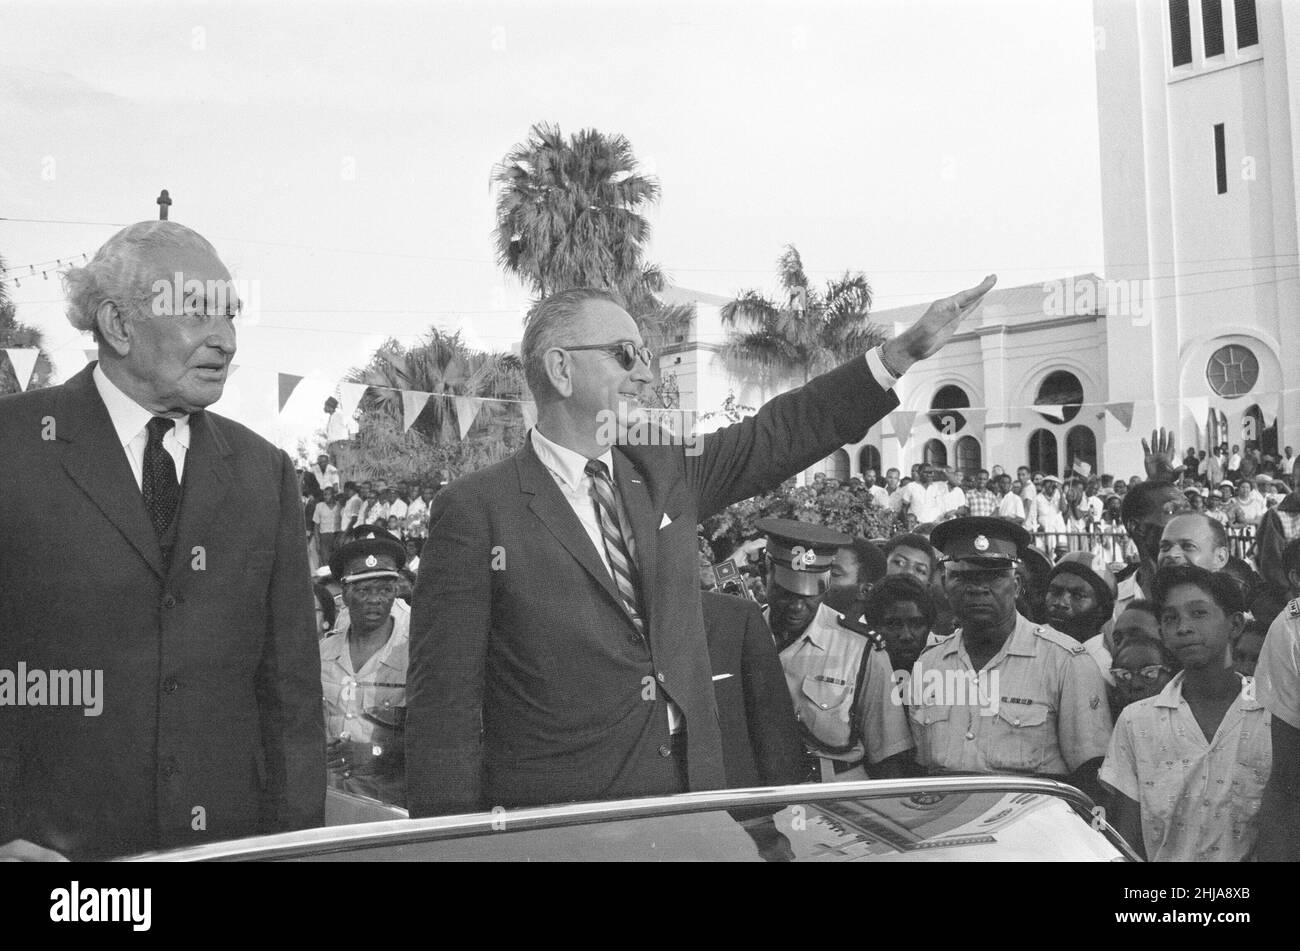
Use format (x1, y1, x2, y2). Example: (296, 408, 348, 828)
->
(865, 347, 898, 390)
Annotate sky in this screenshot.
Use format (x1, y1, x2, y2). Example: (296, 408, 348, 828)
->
(0, 0, 1105, 452)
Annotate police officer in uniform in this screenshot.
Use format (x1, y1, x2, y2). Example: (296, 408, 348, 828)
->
(757, 519, 914, 782)
(908, 517, 1112, 795)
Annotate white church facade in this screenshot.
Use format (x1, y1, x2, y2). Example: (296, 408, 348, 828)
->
(662, 0, 1299, 483)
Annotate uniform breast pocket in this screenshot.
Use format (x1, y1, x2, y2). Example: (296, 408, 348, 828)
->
(799, 677, 854, 749)
(908, 703, 951, 766)
(985, 702, 1053, 772)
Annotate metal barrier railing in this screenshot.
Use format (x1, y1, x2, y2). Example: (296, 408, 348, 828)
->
(1028, 526, 1256, 566)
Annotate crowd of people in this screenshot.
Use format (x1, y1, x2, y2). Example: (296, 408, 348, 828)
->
(4, 220, 1297, 866)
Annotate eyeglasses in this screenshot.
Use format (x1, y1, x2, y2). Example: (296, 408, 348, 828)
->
(1109, 665, 1170, 684)
(561, 341, 653, 371)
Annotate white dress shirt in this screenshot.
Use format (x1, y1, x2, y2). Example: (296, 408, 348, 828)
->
(93, 364, 190, 490)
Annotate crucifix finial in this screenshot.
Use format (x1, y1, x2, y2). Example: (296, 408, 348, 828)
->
(156, 189, 172, 220)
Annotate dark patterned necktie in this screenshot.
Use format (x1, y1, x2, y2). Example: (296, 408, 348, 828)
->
(584, 459, 645, 640)
(143, 416, 180, 537)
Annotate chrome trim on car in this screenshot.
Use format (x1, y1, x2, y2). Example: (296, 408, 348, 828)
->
(122, 776, 1140, 861)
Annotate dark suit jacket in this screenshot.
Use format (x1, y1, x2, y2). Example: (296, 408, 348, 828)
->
(700, 592, 804, 788)
(0, 363, 325, 858)
(406, 356, 897, 816)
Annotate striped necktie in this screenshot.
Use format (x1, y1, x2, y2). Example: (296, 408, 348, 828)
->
(584, 458, 645, 641)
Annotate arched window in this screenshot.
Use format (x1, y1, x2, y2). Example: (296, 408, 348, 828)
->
(955, 435, 981, 475)
(924, 439, 948, 468)
(1035, 371, 1083, 424)
(929, 384, 969, 434)
(1065, 426, 1096, 476)
(858, 445, 881, 478)
(1028, 429, 1058, 476)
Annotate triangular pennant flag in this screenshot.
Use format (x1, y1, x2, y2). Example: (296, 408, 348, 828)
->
(1106, 401, 1135, 431)
(277, 373, 303, 413)
(521, 401, 538, 431)
(401, 390, 432, 432)
(3, 348, 40, 392)
(1035, 403, 1066, 423)
(84, 348, 98, 365)
(226, 364, 239, 379)
(453, 395, 484, 440)
(891, 410, 917, 445)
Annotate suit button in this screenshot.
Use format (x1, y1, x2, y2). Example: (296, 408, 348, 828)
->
(162, 677, 178, 694)
(658, 744, 673, 757)
(965, 732, 975, 741)
(656, 672, 666, 684)
(161, 594, 177, 609)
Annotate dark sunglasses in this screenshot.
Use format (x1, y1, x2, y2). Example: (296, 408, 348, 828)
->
(562, 341, 653, 370)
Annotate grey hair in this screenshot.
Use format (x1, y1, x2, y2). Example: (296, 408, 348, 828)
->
(61, 221, 220, 344)
(521, 287, 622, 400)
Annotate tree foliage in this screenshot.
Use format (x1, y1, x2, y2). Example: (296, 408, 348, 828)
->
(720, 244, 885, 386)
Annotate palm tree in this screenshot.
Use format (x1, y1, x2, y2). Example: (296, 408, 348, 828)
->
(343, 329, 528, 481)
(720, 245, 884, 388)
(0, 253, 54, 394)
(492, 123, 695, 397)
(493, 123, 660, 298)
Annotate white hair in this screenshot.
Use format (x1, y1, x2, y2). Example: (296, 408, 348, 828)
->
(61, 221, 220, 341)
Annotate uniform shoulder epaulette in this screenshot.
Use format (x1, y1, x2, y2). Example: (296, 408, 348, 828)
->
(1034, 624, 1087, 654)
(1289, 599, 1300, 618)
(836, 613, 885, 651)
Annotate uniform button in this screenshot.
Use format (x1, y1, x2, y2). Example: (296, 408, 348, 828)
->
(820, 702, 829, 710)
(658, 744, 673, 757)
(345, 712, 353, 719)
(161, 594, 177, 609)
(162, 677, 178, 694)
(1014, 719, 1021, 726)
(965, 732, 975, 741)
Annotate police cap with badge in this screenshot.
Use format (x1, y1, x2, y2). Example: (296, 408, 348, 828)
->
(929, 515, 1033, 571)
(755, 517, 852, 596)
(329, 525, 407, 584)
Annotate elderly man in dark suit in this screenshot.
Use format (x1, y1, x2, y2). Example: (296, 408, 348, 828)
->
(407, 277, 996, 817)
(0, 221, 324, 860)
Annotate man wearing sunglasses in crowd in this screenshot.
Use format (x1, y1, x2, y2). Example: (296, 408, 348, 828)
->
(407, 276, 996, 816)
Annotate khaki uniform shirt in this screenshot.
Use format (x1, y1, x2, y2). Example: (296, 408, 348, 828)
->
(779, 603, 914, 766)
(908, 613, 1112, 776)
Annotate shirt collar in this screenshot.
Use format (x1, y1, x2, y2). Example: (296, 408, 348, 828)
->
(800, 603, 844, 650)
(947, 613, 1038, 660)
(530, 427, 613, 493)
(93, 363, 191, 450)
(1154, 671, 1261, 711)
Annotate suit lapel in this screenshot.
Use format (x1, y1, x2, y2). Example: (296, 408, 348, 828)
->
(516, 440, 623, 610)
(168, 410, 233, 582)
(56, 364, 166, 579)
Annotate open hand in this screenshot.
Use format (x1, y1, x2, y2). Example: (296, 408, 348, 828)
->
(882, 274, 997, 375)
(1141, 428, 1184, 482)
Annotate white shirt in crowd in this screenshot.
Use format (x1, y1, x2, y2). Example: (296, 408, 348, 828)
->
(312, 463, 341, 491)
(93, 364, 189, 489)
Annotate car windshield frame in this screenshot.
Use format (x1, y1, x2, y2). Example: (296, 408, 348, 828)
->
(121, 776, 1142, 862)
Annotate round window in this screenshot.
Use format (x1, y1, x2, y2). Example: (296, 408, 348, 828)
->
(1206, 345, 1259, 398)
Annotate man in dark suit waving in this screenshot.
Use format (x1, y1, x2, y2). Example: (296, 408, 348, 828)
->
(407, 277, 995, 816)
(0, 221, 324, 859)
